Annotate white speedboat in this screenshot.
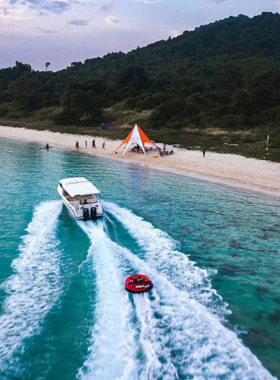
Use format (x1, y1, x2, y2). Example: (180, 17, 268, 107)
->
(57, 177, 103, 221)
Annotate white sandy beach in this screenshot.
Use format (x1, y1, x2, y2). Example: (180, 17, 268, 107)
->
(0, 125, 280, 197)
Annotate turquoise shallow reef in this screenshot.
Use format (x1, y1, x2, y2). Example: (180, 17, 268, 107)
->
(0, 137, 279, 379)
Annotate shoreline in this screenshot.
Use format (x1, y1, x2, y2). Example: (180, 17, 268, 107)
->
(1, 125, 280, 198)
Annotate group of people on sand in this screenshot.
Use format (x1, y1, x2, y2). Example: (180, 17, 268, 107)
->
(75, 140, 105, 149)
(46, 139, 206, 157)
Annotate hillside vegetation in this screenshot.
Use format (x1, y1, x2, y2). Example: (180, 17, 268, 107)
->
(1, 12, 280, 160)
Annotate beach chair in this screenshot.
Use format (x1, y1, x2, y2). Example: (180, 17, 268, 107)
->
(159, 150, 165, 157)
(169, 150, 174, 155)
(165, 151, 169, 155)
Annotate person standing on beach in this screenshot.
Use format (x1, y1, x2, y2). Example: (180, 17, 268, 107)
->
(202, 147, 206, 157)
(92, 139, 96, 148)
(102, 142, 105, 149)
(76, 141, 79, 149)
(85, 140, 88, 149)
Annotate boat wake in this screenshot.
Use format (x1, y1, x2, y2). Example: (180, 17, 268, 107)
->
(105, 201, 227, 318)
(77, 221, 138, 380)
(0, 201, 63, 375)
(77, 202, 275, 379)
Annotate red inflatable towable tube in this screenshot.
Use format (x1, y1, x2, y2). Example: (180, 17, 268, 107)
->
(125, 274, 153, 293)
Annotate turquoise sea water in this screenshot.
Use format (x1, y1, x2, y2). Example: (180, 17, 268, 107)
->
(0, 137, 280, 379)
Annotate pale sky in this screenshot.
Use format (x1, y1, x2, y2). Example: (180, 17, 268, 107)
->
(0, 0, 279, 71)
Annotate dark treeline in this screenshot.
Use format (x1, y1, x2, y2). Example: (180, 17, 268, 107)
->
(1, 12, 280, 137)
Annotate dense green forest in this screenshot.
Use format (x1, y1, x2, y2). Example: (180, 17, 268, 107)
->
(1, 12, 280, 159)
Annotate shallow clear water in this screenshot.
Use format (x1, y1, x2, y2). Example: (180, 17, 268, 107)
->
(0, 137, 280, 379)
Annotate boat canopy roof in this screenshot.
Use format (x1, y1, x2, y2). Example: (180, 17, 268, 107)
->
(59, 177, 100, 197)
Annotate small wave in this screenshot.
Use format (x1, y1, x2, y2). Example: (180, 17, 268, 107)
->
(0, 201, 63, 373)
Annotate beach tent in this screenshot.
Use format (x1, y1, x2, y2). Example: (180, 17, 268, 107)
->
(113, 124, 161, 157)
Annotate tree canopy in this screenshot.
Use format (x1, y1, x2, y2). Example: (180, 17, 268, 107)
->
(1, 12, 280, 133)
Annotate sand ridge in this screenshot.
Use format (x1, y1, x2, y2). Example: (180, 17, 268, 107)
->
(0, 125, 280, 197)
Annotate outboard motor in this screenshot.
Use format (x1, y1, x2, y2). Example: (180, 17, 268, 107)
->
(83, 208, 89, 221)
(90, 207, 97, 220)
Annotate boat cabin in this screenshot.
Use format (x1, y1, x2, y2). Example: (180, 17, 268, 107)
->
(58, 177, 103, 220)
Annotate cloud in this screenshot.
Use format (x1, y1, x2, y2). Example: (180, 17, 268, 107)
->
(170, 30, 180, 38)
(0, 0, 72, 17)
(204, 0, 226, 3)
(33, 1, 71, 14)
(67, 18, 89, 25)
(101, 0, 114, 12)
(0, 0, 28, 20)
(105, 15, 120, 24)
(133, 0, 163, 3)
(38, 28, 55, 33)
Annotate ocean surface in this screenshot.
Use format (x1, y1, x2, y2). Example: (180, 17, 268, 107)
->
(0, 137, 280, 379)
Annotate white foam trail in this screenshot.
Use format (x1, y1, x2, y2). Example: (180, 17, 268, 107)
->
(133, 293, 179, 379)
(104, 201, 226, 317)
(77, 221, 138, 380)
(0, 201, 63, 371)
(105, 202, 276, 379)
